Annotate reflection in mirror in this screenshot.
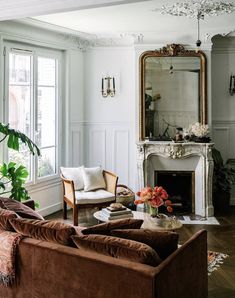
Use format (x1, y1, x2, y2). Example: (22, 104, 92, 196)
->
(145, 57, 200, 140)
(139, 45, 207, 141)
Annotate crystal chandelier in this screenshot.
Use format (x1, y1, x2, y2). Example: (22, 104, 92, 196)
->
(161, 0, 235, 50)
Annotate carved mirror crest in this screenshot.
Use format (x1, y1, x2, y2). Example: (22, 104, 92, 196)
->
(139, 44, 207, 141)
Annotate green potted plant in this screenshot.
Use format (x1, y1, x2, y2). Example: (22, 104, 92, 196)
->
(212, 148, 235, 213)
(0, 123, 40, 202)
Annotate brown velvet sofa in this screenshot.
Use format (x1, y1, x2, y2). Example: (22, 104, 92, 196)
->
(0, 228, 207, 298)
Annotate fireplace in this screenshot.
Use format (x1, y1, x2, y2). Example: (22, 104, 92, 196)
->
(155, 170, 195, 214)
(136, 142, 214, 217)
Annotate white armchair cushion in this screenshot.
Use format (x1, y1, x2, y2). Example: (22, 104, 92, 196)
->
(75, 189, 115, 205)
(82, 166, 106, 192)
(60, 167, 84, 190)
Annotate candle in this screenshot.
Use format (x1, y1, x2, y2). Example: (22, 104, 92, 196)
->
(101, 78, 104, 92)
(113, 77, 115, 91)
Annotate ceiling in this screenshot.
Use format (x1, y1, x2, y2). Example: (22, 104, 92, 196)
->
(32, 0, 235, 44)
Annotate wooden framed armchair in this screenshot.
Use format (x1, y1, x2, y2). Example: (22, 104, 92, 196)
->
(61, 170, 118, 226)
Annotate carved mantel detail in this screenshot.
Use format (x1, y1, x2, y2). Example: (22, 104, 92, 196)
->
(136, 141, 214, 217)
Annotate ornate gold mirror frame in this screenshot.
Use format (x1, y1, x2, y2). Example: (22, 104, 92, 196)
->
(139, 44, 207, 141)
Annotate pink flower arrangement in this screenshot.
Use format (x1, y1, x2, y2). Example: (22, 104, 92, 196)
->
(135, 186, 173, 214)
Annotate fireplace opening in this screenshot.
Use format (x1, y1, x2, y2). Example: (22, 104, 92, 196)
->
(155, 171, 195, 214)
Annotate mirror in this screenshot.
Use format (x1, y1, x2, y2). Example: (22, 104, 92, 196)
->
(139, 44, 207, 141)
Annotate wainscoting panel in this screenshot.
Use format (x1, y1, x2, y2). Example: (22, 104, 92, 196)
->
(212, 120, 235, 206)
(89, 130, 106, 169)
(72, 121, 136, 189)
(70, 123, 84, 167)
(71, 130, 82, 166)
(113, 130, 129, 184)
(212, 126, 230, 162)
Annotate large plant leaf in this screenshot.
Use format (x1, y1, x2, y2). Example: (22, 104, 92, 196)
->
(0, 162, 30, 202)
(0, 123, 40, 156)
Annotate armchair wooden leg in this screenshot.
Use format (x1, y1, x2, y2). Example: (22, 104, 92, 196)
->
(63, 199, 67, 220)
(73, 205, 78, 226)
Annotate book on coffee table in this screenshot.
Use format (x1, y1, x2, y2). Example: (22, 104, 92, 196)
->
(101, 212, 133, 221)
(102, 207, 132, 217)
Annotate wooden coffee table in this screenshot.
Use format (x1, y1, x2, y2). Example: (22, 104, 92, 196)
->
(93, 210, 182, 231)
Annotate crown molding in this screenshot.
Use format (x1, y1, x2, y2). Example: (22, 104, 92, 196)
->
(6, 19, 233, 51)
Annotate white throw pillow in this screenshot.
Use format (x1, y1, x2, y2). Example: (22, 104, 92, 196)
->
(60, 167, 84, 190)
(82, 166, 106, 192)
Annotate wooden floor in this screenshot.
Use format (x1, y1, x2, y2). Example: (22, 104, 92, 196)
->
(46, 207, 235, 298)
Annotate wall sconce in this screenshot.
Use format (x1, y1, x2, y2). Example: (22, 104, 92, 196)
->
(229, 75, 235, 96)
(101, 77, 115, 98)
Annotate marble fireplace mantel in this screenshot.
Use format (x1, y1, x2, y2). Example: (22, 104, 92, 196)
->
(136, 141, 214, 217)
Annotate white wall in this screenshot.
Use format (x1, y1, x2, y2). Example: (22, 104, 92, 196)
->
(212, 36, 235, 205)
(212, 36, 235, 162)
(76, 47, 137, 189)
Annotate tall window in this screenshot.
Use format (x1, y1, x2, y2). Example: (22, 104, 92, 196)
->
(5, 44, 60, 183)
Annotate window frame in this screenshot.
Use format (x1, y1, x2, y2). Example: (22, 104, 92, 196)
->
(3, 41, 62, 186)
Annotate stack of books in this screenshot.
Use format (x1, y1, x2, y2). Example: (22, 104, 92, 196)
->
(101, 206, 133, 221)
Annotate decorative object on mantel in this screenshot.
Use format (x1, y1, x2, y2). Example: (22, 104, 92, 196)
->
(188, 122, 211, 143)
(135, 186, 173, 226)
(160, 0, 235, 52)
(101, 76, 115, 97)
(229, 74, 235, 95)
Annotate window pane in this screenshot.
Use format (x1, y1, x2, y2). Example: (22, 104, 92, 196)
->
(38, 147, 56, 177)
(38, 57, 56, 86)
(37, 87, 56, 147)
(8, 149, 31, 181)
(9, 53, 31, 84)
(9, 85, 31, 135)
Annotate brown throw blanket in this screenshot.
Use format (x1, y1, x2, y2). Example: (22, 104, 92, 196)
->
(0, 230, 23, 286)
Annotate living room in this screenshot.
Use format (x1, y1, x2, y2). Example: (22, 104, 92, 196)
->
(0, 1, 234, 297)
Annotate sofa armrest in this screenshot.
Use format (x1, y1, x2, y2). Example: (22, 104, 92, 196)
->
(103, 170, 118, 195)
(22, 199, 35, 210)
(153, 229, 208, 298)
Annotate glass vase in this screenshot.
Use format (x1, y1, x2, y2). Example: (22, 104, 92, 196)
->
(148, 205, 158, 217)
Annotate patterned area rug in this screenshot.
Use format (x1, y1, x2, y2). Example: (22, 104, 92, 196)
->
(208, 251, 229, 275)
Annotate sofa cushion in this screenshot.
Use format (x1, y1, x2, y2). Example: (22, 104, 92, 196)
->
(0, 197, 43, 220)
(111, 229, 179, 260)
(60, 166, 84, 190)
(72, 234, 162, 266)
(82, 218, 143, 235)
(82, 166, 106, 192)
(10, 218, 75, 246)
(0, 208, 18, 231)
(75, 189, 115, 205)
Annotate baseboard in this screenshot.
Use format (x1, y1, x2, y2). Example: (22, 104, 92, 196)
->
(38, 202, 62, 217)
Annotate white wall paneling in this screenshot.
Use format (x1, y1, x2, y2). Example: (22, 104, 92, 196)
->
(212, 120, 235, 162)
(89, 129, 106, 168)
(212, 125, 230, 162)
(113, 130, 130, 185)
(81, 122, 135, 188)
(71, 130, 82, 166)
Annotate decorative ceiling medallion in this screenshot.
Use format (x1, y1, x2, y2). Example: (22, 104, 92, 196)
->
(161, 0, 235, 20)
(160, 0, 235, 51)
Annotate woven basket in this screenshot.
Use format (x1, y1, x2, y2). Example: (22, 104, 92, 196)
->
(116, 184, 135, 206)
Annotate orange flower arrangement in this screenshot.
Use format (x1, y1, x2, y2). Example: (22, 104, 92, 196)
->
(135, 186, 173, 216)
